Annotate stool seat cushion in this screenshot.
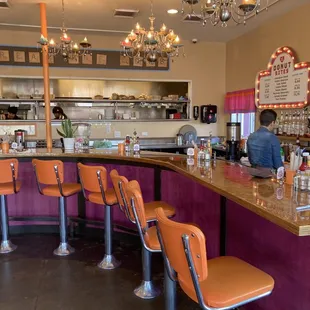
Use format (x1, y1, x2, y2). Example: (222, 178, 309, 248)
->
(42, 183, 81, 197)
(88, 188, 118, 206)
(144, 201, 176, 221)
(0, 181, 21, 195)
(145, 226, 161, 251)
(179, 256, 275, 309)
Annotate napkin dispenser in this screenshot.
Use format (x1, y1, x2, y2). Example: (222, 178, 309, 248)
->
(201, 105, 217, 124)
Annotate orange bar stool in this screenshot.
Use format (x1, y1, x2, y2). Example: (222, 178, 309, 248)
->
(0, 159, 20, 254)
(155, 207, 275, 310)
(126, 181, 162, 299)
(32, 159, 81, 256)
(77, 163, 120, 270)
(110, 169, 176, 224)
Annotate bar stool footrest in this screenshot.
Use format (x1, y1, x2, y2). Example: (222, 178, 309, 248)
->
(53, 242, 75, 256)
(0, 240, 17, 254)
(97, 254, 121, 270)
(134, 280, 161, 299)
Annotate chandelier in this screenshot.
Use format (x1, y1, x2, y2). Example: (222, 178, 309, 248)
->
(38, 0, 92, 61)
(181, 0, 271, 27)
(121, 0, 184, 63)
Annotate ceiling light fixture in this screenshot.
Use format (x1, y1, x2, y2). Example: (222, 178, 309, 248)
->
(38, 0, 92, 61)
(121, 0, 184, 64)
(167, 9, 179, 14)
(181, 0, 275, 27)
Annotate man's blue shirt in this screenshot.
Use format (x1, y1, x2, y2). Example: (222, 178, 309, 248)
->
(247, 127, 283, 169)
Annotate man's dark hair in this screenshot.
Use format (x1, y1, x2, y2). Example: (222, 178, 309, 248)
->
(260, 109, 277, 126)
(8, 106, 18, 115)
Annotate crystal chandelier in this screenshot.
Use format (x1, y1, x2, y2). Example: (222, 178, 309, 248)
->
(121, 0, 184, 63)
(38, 0, 92, 61)
(181, 0, 271, 27)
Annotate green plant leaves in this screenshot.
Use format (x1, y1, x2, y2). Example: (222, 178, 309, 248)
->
(56, 129, 66, 138)
(57, 119, 77, 138)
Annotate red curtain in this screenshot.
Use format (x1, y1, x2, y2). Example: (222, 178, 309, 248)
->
(224, 88, 256, 113)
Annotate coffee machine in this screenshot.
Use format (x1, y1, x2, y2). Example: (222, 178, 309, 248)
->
(14, 129, 26, 148)
(225, 122, 241, 161)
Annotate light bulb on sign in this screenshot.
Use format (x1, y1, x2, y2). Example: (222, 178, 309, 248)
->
(242, 0, 256, 5)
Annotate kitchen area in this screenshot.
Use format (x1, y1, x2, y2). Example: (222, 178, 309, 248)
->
(0, 77, 225, 154)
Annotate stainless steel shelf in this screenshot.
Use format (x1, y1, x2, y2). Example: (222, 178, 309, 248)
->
(0, 119, 191, 123)
(0, 98, 190, 104)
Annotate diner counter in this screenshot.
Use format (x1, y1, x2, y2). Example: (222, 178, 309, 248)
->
(0, 148, 307, 237)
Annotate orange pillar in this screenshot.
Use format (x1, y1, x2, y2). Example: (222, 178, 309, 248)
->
(40, 3, 52, 151)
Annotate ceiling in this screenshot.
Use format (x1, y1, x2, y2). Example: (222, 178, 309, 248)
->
(0, 0, 309, 42)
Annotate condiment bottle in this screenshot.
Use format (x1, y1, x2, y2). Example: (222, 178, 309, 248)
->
(305, 156, 310, 176)
(280, 147, 285, 163)
(294, 170, 301, 191)
(198, 144, 205, 164)
(133, 133, 140, 155)
(299, 152, 309, 171)
(125, 135, 130, 153)
(300, 171, 308, 192)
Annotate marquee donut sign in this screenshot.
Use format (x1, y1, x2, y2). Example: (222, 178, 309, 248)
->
(255, 46, 310, 109)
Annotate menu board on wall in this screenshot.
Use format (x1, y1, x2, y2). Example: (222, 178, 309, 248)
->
(256, 46, 310, 109)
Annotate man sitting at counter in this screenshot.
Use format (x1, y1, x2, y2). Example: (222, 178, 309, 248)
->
(247, 109, 283, 170)
(5, 107, 20, 120)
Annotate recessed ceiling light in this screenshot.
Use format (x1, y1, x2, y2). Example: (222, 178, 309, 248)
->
(167, 9, 179, 14)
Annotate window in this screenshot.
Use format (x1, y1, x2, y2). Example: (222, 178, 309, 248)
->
(231, 112, 256, 138)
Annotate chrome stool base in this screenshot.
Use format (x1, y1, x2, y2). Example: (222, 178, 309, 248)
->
(0, 240, 17, 254)
(97, 254, 121, 270)
(134, 280, 161, 299)
(53, 242, 75, 256)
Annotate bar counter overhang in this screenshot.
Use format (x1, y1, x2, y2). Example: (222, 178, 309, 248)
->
(0, 149, 309, 310)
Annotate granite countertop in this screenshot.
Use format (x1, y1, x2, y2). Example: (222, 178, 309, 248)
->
(140, 143, 190, 149)
(0, 148, 307, 236)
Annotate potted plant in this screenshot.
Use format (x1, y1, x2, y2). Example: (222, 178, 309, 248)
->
(56, 119, 77, 151)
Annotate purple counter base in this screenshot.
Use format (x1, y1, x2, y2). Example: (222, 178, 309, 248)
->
(5, 161, 310, 309)
(227, 200, 310, 310)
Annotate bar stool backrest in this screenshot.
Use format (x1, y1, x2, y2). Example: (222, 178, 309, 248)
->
(155, 207, 208, 289)
(126, 180, 145, 224)
(110, 169, 129, 213)
(32, 159, 63, 185)
(77, 163, 107, 193)
(0, 159, 19, 183)
(127, 181, 156, 249)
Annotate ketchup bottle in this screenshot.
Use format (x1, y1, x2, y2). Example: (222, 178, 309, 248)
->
(299, 152, 309, 171)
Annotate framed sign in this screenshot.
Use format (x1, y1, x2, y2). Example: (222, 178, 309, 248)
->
(0, 45, 169, 71)
(255, 46, 310, 109)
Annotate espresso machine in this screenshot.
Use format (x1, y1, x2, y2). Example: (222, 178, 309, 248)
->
(225, 122, 241, 161)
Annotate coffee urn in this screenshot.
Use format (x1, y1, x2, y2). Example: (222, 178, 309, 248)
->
(225, 122, 241, 161)
(14, 129, 26, 147)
